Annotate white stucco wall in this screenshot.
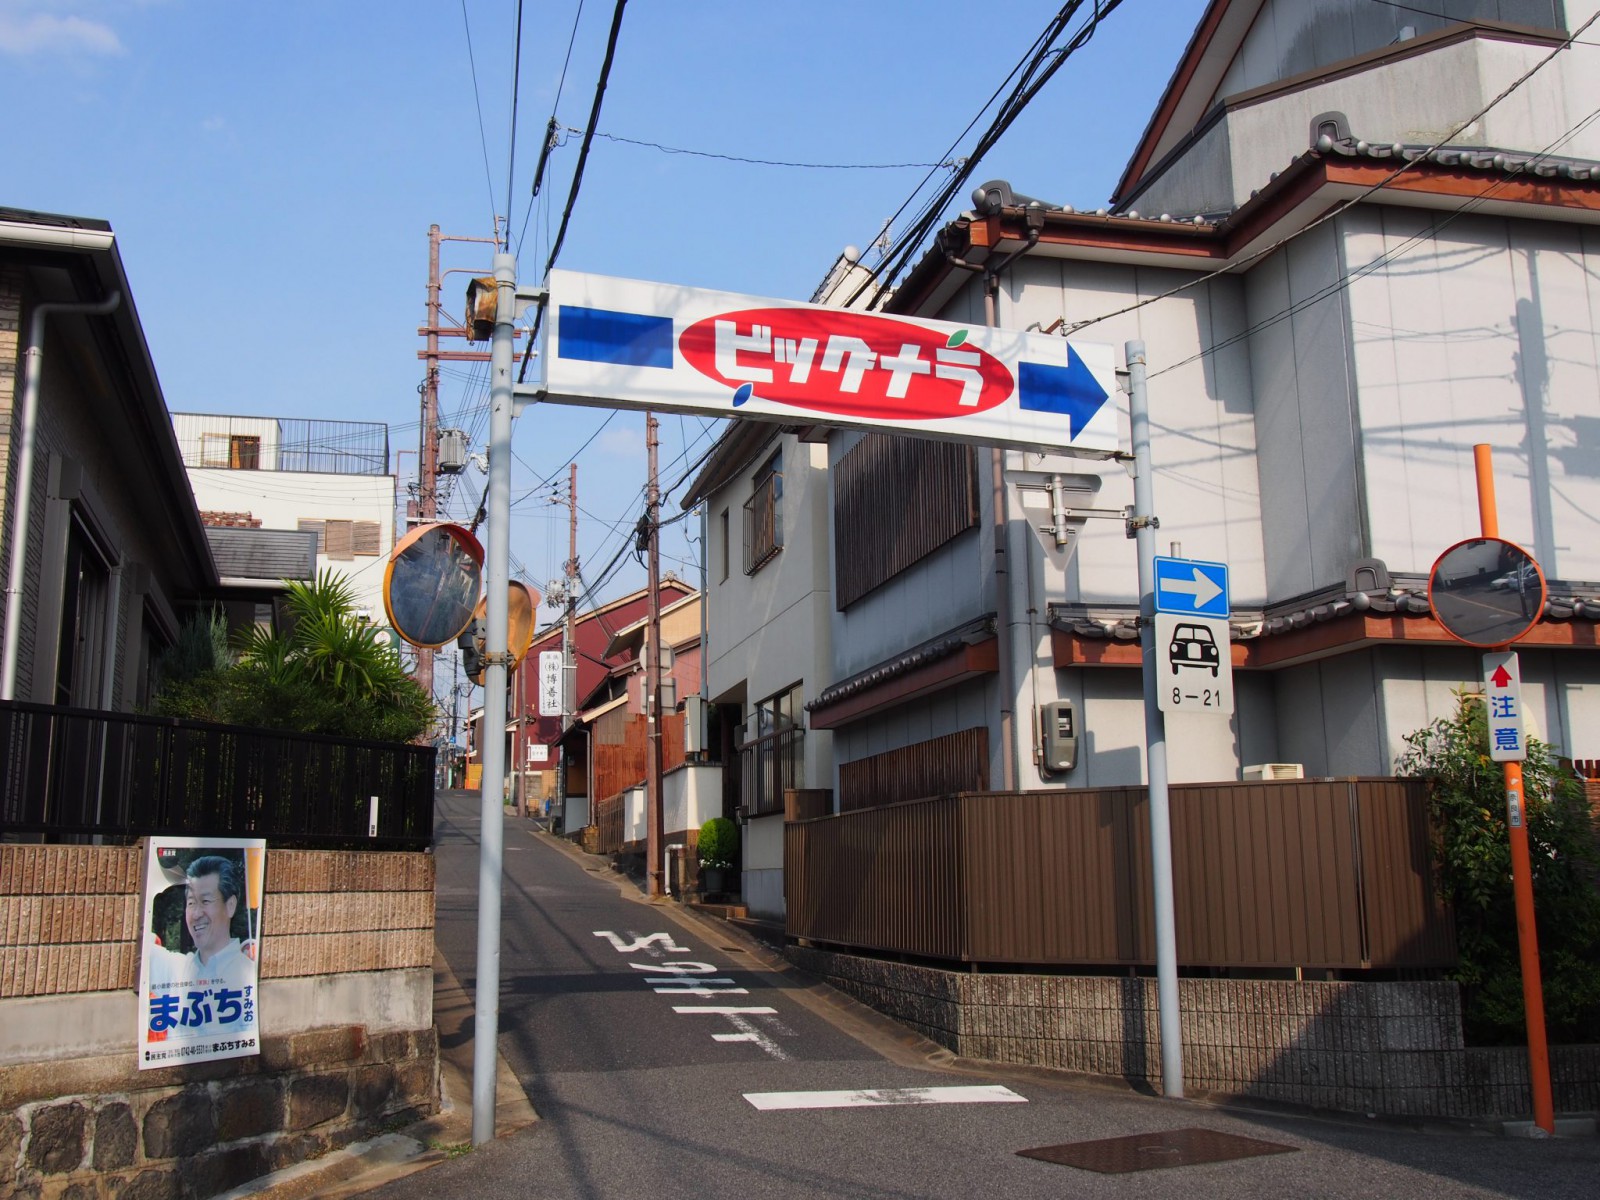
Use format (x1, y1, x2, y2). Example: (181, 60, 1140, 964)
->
(186, 468, 396, 619)
(663, 762, 720, 836)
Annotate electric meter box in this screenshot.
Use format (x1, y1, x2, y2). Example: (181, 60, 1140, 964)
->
(1040, 700, 1078, 772)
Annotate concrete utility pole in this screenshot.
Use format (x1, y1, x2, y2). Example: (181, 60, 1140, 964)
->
(1127, 340, 1183, 1100)
(645, 414, 665, 898)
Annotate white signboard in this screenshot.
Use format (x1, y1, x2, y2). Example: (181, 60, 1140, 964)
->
(137, 837, 265, 1069)
(1484, 651, 1526, 764)
(534, 270, 1120, 456)
(539, 649, 564, 717)
(528, 742, 550, 764)
(1155, 613, 1234, 715)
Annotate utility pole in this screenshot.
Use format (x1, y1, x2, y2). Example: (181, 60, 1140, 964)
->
(471, 250, 516, 1146)
(417, 223, 503, 709)
(1127, 340, 1183, 1100)
(645, 414, 665, 898)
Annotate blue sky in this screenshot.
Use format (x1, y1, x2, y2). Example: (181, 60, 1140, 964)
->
(2, 0, 1208, 615)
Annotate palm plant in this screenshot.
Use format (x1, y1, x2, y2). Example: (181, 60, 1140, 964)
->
(158, 571, 433, 744)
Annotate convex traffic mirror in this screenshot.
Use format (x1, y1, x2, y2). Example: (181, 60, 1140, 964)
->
(1428, 537, 1546, 647)
(383, 522, 485, 649)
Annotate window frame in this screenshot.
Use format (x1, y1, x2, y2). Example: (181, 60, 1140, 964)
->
(740, 682, 804, 818)
(742, 451, 783, 575)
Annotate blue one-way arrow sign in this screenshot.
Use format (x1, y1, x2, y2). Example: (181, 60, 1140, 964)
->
(1154, 556, 1230, 619)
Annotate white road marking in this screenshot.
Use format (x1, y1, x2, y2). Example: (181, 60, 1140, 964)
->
(713, 1014, 791, 1061)
(672, 1006, 778, 1015)
(629, 961, 721, 974)
(743, 1086, 1027, 1111)
(593, 931, 691, 954)
(648, 978, 748, 996)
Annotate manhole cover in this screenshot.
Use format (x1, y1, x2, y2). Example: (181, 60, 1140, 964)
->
(1018, 1127, 1296, 1174)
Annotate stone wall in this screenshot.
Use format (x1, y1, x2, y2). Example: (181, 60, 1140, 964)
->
(0, 845, 439, 1199)
(787, 946, 1600, 1119)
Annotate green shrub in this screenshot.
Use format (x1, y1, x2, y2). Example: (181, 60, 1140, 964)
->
(1397, 689, 1600, 1044)
(698, 816, 739, 870)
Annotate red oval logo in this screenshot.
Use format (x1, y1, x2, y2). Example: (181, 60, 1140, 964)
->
(678, 308, 1012, 421)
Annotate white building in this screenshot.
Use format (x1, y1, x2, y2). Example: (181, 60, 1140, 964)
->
(171, 413, 396, 623)
(808, 0, 1600, 802)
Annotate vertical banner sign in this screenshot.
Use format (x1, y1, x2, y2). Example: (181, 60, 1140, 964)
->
(539, 649, 564, 717)
(137, 837, 266, 1069)
(1484, 650, 1526, 764)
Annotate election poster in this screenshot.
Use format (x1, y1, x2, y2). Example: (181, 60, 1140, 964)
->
(136, 836, 266, 1069)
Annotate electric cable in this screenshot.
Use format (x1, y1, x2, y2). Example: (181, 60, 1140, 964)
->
(459, 0, 500, 235)
(518, 0, 631, 384)
(1069, 7, 1600, 338)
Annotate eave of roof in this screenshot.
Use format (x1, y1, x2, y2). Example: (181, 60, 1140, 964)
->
(0, 210, 217, 593)
(680, 419, 783, 510)
(888, 144, 1600, 318)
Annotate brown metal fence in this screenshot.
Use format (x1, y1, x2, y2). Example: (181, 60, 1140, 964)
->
(785, 779, 1455, 971)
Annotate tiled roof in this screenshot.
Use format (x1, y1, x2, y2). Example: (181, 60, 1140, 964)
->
(806, 616, 995, 712)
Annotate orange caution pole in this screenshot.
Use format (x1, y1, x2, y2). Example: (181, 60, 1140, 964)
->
(1474, 444, 1554, 1135)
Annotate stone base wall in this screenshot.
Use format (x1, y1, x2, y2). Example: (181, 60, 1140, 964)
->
(1, 1024, 437, 1200)
(0, 845, 439, 1199)
(787, 946, 1600, 1119)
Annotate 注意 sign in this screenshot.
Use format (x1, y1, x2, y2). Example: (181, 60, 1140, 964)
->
(536, 270, 1119, 455)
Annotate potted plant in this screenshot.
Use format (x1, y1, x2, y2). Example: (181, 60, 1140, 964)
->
(697, 816, 738, 897)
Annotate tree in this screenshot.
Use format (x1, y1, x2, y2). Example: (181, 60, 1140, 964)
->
(155, 572, 433, 744)
(1396, 689, 1600, 1044)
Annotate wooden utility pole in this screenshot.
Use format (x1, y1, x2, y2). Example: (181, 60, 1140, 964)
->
(646, 414, 664, 897)
(415, 223, 503, 708)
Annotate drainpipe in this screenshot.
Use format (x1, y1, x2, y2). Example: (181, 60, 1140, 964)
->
(970, 212, 1044, 790)
(2, 290, 123, 702)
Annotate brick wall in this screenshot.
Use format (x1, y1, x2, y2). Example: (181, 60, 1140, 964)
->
(0, 846, 434, 997)
(788, 946, 1600, 1120)
(0, 844, 439, 1199)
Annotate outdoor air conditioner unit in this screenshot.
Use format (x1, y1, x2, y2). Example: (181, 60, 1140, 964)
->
(1243, 763, 1305, 781)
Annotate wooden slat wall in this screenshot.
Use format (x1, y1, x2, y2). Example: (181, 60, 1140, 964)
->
(785, 796, 965, 960)
(838, 727, 988, 812)
(833, 434, 977, 610)
(787, 780, 1457, 971)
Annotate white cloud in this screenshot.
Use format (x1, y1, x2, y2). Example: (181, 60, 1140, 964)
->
(0, 11, 125, 57)
(200, 115, 226, 133)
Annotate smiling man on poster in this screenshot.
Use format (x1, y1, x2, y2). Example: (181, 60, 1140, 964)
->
(138, 838, 266, 1068)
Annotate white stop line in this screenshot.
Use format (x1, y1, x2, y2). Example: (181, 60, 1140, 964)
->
(743, 1085, 1027, 1111)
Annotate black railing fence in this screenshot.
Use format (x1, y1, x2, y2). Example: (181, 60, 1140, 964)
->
(0, 700, 433, 849)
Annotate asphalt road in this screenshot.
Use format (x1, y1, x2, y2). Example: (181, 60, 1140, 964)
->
(360, 791, 1600, 1199)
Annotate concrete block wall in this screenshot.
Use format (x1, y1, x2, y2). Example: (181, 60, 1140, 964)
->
(0, 844, 439, 1199)
(787, 946, 1600, 1119)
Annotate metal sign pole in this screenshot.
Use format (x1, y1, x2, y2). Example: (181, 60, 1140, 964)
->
(1127, 340, 1183, 1099)
(1472, 445, 1553, 1135)
(471, 251, 517, 1145)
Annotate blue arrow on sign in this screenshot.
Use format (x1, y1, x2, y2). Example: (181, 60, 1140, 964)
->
(1154, 556, 1230, 619)
(1017, 345, 1109, 440)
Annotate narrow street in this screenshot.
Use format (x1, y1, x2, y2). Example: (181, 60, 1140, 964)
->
(359, 792, 1600, 1199)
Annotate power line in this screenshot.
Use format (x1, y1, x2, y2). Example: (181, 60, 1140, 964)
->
(846, 0, 1127, 309)
(1069, 8, 1599, 338)
(458, 0, 499, 233)
(560, 127, 961, 171)
(504, 0, 526, 250)
(1150, 100, 1600, 380)
(519, 0, 631, 383)
(515, 0, 588, 256)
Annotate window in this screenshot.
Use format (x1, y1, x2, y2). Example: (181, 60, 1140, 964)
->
(230, 435, 261, 469)
(834, 434, 977, 609)
(55, 518, 111, 708)
(719, 508, 730, 582)
(742, 451, 782, 574)
(740, 683, 804, 817)
(298, 518, 380, 560)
